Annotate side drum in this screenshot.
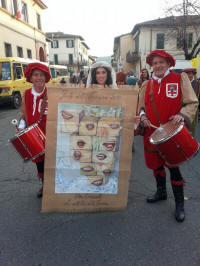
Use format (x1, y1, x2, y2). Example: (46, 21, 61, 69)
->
(10, 123, 45, 161)
(149, 121, 199, 166)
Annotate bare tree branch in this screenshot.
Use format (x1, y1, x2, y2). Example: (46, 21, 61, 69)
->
(165, 0, 200, 59)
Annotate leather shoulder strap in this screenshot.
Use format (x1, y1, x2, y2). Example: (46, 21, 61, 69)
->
(149, 79, 161, 125)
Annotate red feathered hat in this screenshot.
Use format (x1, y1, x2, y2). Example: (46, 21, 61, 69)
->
(146, 50, 175, 67)
(182, 68, 197, 74)
(24, 62, 51, 83)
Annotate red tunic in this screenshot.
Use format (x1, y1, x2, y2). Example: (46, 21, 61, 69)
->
(25, 87, 48, 163)
(143, 71, 181, 169)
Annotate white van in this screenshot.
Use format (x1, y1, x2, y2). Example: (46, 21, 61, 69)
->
(171, 60, 193, 73)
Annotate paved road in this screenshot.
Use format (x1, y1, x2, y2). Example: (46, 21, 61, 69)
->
(0, 104, 200, 266)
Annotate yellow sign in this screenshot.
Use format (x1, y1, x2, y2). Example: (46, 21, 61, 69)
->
(190, 55, 199, 69)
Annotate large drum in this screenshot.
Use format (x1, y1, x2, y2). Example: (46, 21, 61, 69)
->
(10, 123, 45, 161)
(149, 121, 199, 166)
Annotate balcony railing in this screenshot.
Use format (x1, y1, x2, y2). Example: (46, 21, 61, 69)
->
(126, 51, 140, 63)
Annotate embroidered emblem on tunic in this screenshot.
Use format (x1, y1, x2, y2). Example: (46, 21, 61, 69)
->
(166, 83, 178, 98)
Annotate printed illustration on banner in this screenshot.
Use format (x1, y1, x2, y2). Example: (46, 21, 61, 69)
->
(55, 103, 124, 194)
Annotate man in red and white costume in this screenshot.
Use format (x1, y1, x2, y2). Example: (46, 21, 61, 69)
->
(138, 50, 198, 222)
(18, 62, 51, 198)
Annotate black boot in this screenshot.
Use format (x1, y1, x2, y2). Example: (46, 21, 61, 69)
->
(37, 187, 43, 198)
(37, 179, 43, 198)
(171, 184, 185, 222)
(147, 175, 167, 203)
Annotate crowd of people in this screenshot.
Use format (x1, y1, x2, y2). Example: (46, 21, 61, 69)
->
(14, 50, 199, 223)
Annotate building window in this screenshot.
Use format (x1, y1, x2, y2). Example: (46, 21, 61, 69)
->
(0, 0, 6, 9)
(69, 54, 73, 64)
(11, 0, 18, 16)
(156, 33, 164, 49)
(177, 32, 193, 49)
(37, 13, 41, 30)
(51, 40, 59, 48)
(4, 43, 12, 57)
(54, 54, 58, 64)
(27, 49, 32, 59)
(17, 46, 23, 58)
(21, 2, 28, 22)
(66, 40, 74, 48)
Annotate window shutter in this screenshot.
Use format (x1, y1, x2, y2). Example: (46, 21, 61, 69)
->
(156, 33, 164, 49)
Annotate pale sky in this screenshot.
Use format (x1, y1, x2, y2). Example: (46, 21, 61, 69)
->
(42, 0, 178, 57)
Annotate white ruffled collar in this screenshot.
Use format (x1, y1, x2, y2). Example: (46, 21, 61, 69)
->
(31, 86, 45, 115)
(152, 69, 170, 84)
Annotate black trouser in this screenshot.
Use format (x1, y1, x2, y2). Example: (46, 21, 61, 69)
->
(36, 160, 44, 179)
(36, 160, 44, 173)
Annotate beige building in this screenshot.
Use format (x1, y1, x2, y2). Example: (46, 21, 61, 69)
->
(113, 15, 200, 76)
(0, 0, 48, 61)
(88, 55, 96, 66)
(113, 33, 137, 73)
(46, 32, 91, 73)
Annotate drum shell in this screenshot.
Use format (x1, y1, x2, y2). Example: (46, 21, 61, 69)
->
(10, 124, 45, 161)
(150, 124, 199, 166)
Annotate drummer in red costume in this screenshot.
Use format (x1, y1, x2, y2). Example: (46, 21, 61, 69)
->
(17, 62, 50, 198)
(138, 50, 198, 222)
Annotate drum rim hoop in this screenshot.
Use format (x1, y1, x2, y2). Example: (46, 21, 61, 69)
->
(28, 150, 45, 162)
(10, 123, 39, 141)
(150, 122, 184, 145)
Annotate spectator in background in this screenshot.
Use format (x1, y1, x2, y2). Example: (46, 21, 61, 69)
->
(126, 69, 139, 85)
(182, 68, 200, 136)
(116, 71, 126, 85)
(70, 73, 77, 84)
(79, 70, 84, 84)
(60, 77, 66, 84)
(137, 68, 150, 88)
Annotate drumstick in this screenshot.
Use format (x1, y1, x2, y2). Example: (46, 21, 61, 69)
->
(135, 116, 158, 129)
(150, 123, 158, 129)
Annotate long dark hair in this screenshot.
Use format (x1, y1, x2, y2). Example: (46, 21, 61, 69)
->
(91, 67, 112, 86)
(138, 68, 150, 88)
(140, 68, 149, 80)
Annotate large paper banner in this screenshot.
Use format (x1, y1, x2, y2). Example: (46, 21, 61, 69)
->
(42, 84, 138, 212)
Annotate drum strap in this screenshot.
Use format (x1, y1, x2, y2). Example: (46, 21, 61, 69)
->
(38, 88, 47, 125)
(149, 79, 162, 125)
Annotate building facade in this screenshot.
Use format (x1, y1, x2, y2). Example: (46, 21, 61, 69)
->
(113, 33, 137, 73)
(46, 32, 91, 73)
(0, 0, 48, 61)
(113, 16, 200, 77)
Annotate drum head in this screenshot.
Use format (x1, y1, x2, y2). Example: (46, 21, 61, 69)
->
(150, 121, 183, 145)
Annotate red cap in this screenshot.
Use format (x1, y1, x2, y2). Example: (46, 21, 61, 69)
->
(146, 50, 175, 67)
(24, 62, 51, 83)
(182, 68, 197, 74)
